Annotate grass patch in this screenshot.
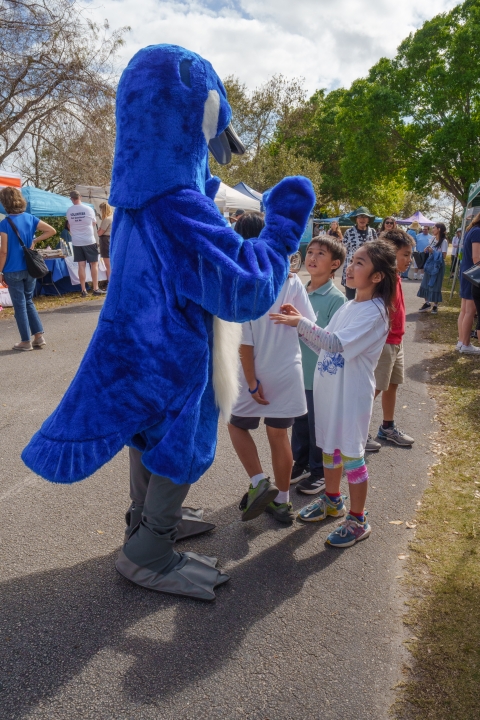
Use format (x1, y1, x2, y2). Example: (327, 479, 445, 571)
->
(394, 287, 480, 719)
(0, 290, 104, 321)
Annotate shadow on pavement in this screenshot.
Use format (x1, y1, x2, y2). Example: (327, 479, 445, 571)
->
(52, 302, 103, 315)
(0, 525, 337, 717)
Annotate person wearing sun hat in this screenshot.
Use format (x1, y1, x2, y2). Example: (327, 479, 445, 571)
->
(341, 207, 377, 301)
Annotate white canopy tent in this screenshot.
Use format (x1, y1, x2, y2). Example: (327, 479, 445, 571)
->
(214, 182, 261, 214)
(75, 184, 110, 221)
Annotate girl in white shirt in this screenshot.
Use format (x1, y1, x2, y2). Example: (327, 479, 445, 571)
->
(270, 240, 397, 548)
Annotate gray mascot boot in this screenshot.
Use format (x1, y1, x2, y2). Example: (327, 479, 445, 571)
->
(117, 471, 229, 600)
(124, 503, 216, 544)
(126, 447, 215, 544)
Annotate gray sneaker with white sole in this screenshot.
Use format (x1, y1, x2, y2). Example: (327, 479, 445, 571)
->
(377, 424, 414, 446)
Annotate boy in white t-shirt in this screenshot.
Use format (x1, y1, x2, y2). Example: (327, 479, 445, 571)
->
(228, 212, 316, 524)
(66, 191, 105, 297)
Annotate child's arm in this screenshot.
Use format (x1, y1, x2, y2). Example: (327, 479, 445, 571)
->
(239, 345, 269, 406)
(270, 304, 343, 354)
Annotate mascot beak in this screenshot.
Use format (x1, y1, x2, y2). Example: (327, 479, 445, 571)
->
(208, 124, 246, 165)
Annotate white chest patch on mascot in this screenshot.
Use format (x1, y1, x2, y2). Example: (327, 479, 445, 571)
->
(212, 317, 243, 421)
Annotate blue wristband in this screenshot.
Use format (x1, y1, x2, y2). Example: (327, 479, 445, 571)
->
(248, 379, 260, 394)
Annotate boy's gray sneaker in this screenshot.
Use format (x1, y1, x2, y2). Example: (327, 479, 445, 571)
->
(377, 424, 414, 446)
(265, 501, 295, 524)
(365, 434, 381, 452)
(239, 477, 279, 521)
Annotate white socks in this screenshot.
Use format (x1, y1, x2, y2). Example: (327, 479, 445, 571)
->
(250, 472, 266, 488)
(275, 489, 290, 504)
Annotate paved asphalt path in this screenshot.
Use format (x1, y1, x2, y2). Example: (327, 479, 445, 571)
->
(0, 278, 437, 720)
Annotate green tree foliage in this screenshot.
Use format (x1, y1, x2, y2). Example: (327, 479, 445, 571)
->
(0, 0, 128, 191)
(210, 75, 324, 207)
(337, 0, 480, 207)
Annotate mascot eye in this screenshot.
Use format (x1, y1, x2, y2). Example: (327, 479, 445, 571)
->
(179, 59, 192, 88)
(202, 89, 220, 143)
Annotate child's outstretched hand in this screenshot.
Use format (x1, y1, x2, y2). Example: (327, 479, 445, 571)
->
(269, 303, 303, 327)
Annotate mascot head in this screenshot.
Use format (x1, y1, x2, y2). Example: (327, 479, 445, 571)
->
(109, 44, 245, 209)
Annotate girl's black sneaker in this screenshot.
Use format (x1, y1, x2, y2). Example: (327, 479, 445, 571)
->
(290, 465, 310, 484)
(296, 475, 326, 495)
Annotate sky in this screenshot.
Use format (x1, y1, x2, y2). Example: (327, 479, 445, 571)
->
(87, 0, 459, 93)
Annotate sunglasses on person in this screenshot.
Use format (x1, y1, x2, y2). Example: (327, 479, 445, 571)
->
(384, 220, 394, 226)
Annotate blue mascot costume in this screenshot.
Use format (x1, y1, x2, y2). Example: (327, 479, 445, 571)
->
(22, 44, 315, 600)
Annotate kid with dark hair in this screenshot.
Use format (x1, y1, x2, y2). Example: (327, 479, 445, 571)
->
(229, 212, 317, 524)
(233, 211, 264, 239)
(291, 236, 346, 494)
(271, 240, 397, 547)
(369, 228, 415, 449)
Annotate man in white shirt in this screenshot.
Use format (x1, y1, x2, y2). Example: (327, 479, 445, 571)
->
(66, 191, 105, 297)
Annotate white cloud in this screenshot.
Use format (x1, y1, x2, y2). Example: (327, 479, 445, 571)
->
(86, 0, 459, 92)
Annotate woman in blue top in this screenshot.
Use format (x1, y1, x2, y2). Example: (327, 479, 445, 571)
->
(457, 213, 480, 354)
(0, 187, 56, 350)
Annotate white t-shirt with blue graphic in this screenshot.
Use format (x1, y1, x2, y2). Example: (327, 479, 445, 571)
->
(313, 298, 389, 457)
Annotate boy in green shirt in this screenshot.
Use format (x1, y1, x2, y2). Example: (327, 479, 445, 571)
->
(291, 236, 347, 494)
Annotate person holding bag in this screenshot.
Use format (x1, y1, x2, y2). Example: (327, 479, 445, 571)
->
(0, 186, 56, 351)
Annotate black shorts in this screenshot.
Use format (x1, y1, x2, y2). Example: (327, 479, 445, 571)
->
(229, 415, 294, 430)
(73, 243, 99, 264)
(99, 235, 110, 259)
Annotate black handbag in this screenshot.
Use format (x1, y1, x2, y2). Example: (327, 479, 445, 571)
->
(462, 261, 480, 288)
(7, 217, 49, 279)
(413, 250, 428, 269)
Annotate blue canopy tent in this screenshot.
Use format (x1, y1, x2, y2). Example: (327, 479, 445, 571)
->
(0, 186, 93, 217)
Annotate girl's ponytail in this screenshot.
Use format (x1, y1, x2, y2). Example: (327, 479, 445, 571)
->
(363, 240, 398, 318)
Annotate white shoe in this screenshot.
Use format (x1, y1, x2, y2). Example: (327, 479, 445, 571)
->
(456, 340, 463, 351)
(414, 274, 418, 280)
(460, 344, 480, 354)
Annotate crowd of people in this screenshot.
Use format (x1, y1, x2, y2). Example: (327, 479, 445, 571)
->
(1, 187, 479, 548)
(228, 210, 414, 547)
(227, 205, 480, 547)
(0, 187, 113, 349)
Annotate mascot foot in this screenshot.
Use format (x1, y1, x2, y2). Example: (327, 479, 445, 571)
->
(115, 550, 230, 601)
(176, 507, 216, 541)
(124, 505, 215, 544)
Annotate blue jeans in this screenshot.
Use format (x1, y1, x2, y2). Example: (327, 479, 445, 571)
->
(4, 270, 43, 341)
(291, 389, 324, 477)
